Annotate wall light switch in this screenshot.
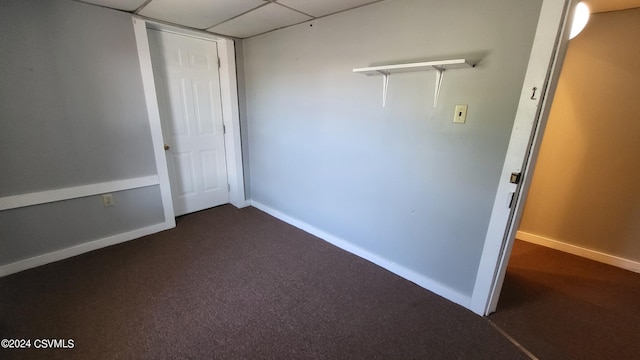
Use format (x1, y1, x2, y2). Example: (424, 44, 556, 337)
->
(454, 104, 468, 124)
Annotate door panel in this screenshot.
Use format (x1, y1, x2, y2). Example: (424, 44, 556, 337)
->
(193, 80, 216, 134)
(200, 150, 220, 190)
(173, 152, 196, 196)
(470, 0, 572, 315)
(148, 29, 229, 216)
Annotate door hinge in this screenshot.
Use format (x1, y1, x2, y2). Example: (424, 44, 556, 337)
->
(217, 57, 221, 69)
(223, 124, 226, 134)
(227, 184, 231, 192)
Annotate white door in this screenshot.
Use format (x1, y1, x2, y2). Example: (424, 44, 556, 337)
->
(470, 0, 575, 315)
(148, 29, 229, 216)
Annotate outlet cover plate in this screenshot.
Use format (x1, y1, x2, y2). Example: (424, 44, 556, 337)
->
(102, 194, 114, 207)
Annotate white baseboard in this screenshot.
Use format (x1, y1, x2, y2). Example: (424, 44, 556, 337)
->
(232, 199, 252, 209)
(0, 221, 175, 277)
(251, 200, 472, 309)
(516, 231, 640, 274)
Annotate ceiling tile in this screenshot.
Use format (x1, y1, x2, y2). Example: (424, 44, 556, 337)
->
(78, 0, 147, 11)
(277, 0, 380, 17)
(138, 0, 266, 29)
(208, 3, 312, 38)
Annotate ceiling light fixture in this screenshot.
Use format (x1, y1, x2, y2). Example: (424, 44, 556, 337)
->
(569, 2, 590, 39)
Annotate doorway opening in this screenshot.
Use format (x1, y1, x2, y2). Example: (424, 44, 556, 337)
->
(132, 18, 249, 224)
(489, 6, 640, 359)
(147, 29, 230, 216)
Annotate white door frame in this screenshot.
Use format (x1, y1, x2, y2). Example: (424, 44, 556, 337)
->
(132, 18, 249, 220)
(470, 0, 578, 315)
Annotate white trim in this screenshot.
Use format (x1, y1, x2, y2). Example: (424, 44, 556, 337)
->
(142, 19, 230, 42)
(132, 18, 177, 225)
(0, 175, 159, 211)
(218, 39, 249, 208)
(132, 17, 248, 211)
(517, 231, 640, 274)
(0, 222, 173, 277)
(251, 201, 471, 309)
(470, 0, 574, 316)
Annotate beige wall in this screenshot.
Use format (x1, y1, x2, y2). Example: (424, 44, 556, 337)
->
(519, 8, 640, 262)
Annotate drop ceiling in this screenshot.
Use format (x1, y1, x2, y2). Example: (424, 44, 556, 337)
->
(74, 0, 640, 39)
(77, 0, 383, 39)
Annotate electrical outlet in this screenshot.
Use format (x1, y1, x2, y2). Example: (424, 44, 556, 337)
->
(102, 194, 114, 207)
(454, 104, 468, 124)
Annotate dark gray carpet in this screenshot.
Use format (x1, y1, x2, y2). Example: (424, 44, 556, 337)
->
(490, 239, 640, 360)
(1, 205, 528, 359)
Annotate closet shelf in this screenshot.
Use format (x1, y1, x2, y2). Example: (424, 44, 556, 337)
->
(353, 59, 474, 107)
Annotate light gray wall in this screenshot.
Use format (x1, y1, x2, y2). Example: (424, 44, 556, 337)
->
(0, 186, 164, 264)
(0, 0, 156, 196)
(243, 0, 542, 296)
(0, 0, 165, 266)
(235, 40, 252, 199)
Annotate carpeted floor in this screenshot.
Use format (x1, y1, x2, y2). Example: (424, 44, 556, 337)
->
(490, 239, 640, 360)
(1, 205, 528, 360)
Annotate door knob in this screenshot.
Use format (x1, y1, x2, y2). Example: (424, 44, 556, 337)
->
(164, 144, 170, 151)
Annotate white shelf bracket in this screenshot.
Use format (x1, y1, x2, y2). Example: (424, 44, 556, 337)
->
(353, 59, 473, 108)
(379, 71, 390, 107)
(433, 67, 444, 108)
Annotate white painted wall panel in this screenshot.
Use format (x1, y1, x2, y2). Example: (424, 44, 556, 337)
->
(0, 0, 157, 197)
(0, 186, 165, 265)
(0, 0, 167, 269)
(243, 0, 543, 296)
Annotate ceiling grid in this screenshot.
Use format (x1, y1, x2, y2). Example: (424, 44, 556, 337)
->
(73, 0, 640, 39)
(75, 0, 385, 38)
